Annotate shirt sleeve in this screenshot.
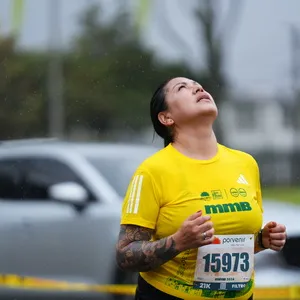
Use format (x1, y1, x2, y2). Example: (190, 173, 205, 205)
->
(120, 168, 161, 229)
(253, 158, 263, 213)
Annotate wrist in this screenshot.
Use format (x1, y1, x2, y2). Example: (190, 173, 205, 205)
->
(171, 232, 185, 252)
(257, 229, 268, 249)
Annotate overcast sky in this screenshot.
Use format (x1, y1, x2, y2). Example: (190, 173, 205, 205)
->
(0, 0, 300, 98)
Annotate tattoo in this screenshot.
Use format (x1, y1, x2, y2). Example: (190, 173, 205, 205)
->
(116, 225, 180, 272)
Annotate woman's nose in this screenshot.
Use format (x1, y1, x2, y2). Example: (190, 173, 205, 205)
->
(192, 86, 203, 94)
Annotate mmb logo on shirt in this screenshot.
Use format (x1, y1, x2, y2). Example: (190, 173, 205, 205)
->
(204, 201, 252, 214)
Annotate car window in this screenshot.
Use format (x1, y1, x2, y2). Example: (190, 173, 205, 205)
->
(21, 158, 90, 200)
(0, 157, 96, 201)
(86, 156, 146, 197)
(0, 159, 23, 199)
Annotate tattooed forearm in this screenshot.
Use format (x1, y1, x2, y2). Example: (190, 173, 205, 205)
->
(116, 225, 180, 272)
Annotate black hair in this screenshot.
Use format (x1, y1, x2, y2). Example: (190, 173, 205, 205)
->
(150, 79, 174, 147)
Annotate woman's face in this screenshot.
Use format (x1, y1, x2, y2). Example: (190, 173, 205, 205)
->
(159, 77, 218, 127)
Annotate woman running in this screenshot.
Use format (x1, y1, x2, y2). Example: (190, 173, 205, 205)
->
(116, 77, 287, 300)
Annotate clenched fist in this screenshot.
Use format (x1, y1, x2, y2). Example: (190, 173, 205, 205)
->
(261, 221, 287, 251)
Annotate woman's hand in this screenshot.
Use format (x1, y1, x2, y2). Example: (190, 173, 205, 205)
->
(172, 211, 215, 252)
(261, 221, 287, 251)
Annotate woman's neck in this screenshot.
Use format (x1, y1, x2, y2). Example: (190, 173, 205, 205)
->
(172, 126, 218, 160)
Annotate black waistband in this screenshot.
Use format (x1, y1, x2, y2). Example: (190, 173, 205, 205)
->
(135, 275, 182, 300)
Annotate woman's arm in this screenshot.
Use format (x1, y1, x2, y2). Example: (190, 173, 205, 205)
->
(116, 212, 214, 272)
(116, 225, 179, 272)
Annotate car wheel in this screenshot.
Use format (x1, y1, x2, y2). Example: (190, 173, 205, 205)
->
(282, 236, 300, 268)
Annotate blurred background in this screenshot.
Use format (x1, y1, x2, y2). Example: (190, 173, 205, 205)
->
(0, 0, 299, 299)
(1, 0, 300, 188)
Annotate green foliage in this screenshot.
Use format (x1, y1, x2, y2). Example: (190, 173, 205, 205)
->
(0, 37, 48, 139)
(0, 2, 203, 140)
(262, 186, 300, 205)
(65, 3, 196, 133)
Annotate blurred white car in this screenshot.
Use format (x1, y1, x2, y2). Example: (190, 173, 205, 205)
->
(255, 200, 300, 287)
(0, 139, 158, 299)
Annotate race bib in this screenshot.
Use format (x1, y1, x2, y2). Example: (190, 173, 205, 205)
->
(193, 234, 254, 291)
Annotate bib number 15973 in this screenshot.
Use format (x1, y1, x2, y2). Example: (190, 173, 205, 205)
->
(203, 252, 250, 273)
(194, 234, 254, 291)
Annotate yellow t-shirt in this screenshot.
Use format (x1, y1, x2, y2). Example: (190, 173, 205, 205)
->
(121, 143, 263, 300)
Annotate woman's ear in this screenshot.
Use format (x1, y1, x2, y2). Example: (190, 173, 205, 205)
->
(158, 111, 174, 127)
